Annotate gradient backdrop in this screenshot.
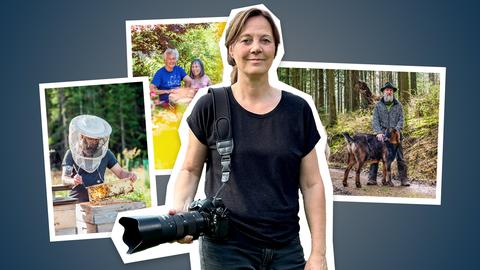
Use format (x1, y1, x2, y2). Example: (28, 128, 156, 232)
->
(2, 0, 478, 269)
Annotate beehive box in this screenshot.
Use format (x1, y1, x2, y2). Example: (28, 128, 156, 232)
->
(53, 197, 78, 235)
(76, 199, 145, 234)
(87, 178, 134, 203)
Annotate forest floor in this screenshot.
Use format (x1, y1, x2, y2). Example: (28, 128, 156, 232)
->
(329, 168, 436, 198)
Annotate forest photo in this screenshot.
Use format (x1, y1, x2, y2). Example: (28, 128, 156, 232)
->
(278, 63, 444, 203)
(40, 79, 152, 239)
(127, 18, 226, 171)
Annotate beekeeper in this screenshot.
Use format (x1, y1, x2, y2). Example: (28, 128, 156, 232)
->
(61, 115, 137, 202)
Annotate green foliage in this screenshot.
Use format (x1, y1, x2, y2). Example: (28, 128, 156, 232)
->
(327, 85, 441, 182)
(401, 85, 440, 182)
(117, 189, 150, 207)
(131, 22, 225, 84)
(45, 82, 147, 170)
(112, 167, 151, 207)
(406, 85, 440, 137)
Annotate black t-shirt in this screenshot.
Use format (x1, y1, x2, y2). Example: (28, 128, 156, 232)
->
(187, 87, 320, 248)
(62, 149, 118, 202)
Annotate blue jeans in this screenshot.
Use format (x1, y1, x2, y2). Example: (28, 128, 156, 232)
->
(199, 235, 305, 270)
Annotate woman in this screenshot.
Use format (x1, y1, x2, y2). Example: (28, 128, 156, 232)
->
(189, 58, 211, 91)
(150, 48, 192, 107)
(173, 8, 327, 270)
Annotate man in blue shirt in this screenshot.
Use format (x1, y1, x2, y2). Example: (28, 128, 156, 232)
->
(150, 48, 192, 106)
(62, 115, 137, 202)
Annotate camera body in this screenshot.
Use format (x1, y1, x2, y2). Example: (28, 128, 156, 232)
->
(119, 197, 229, 254)
(188, 197, 229, 240)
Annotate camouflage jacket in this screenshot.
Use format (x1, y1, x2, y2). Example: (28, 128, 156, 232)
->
(372, 97, 404, 134)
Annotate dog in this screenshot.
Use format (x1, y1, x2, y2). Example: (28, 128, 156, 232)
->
(342, 128, 400, 188)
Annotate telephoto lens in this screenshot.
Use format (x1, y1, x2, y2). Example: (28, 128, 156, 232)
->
(119, 197, 228, 254)
(119, 211, 207, 254)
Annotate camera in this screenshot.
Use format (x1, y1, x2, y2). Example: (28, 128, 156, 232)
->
(119, 197, 229, 254)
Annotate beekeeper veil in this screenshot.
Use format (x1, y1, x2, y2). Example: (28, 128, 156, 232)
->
(69, 115, 112, 173)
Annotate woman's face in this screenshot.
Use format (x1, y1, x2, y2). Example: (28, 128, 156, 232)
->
(165, 53, 177, 71)
(229, 16, 276, 80)
(191, 62, 201, 78)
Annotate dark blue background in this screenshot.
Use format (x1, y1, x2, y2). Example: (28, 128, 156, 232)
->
(1, 0, 478, 269)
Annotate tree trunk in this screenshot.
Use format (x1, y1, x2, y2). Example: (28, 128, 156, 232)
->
(59, 88, 68, 156)
(385, 71, 393, 84)
(429, 73, 436, 85)
(308, 69, 315, 97)
(303, 69, 307, 93)
(294, 68, 300, 89)
(318, 69, 325, 111)
(336, 70, 341, 113)
(410, 72, 417, 95)
(351, 70, 360, 111)
(397, 72, 410, 105)
(379, 72, 384, 92)
(285, 68, 290, 85)
(344, 70, 351, 112)
(327, 69, 337, 126)
(119, 98, 126, 151)
(312, 69, 317, 107)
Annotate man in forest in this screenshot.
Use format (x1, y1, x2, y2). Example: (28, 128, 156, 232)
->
(62, 115, 137, 202)
(368, 82, 410, 186)
(149, 48, 192, 107)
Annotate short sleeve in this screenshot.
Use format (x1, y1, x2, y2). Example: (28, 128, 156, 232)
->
(151, 69, 161, 87)
(62, 150, 76, 177)
(62, 150, 74, 167)
(178, 66, 187, 80)
(204, 75, 211, 86)
(106, 150, 118, 169)
(301, 101, 321, 157)
(186, 93, 213, 145)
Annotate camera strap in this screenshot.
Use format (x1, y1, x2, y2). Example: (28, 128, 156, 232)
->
(209, 87, 234, 186)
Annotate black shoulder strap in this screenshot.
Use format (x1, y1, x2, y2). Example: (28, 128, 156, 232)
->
(208, 87, 234, 183)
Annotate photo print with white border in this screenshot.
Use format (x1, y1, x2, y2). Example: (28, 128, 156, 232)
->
(39, 77, 156, 242)
(276, 61, 445, 205)
(126, 16, 228, 174)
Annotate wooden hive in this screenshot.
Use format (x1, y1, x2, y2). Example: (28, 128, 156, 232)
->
(76, 199, 145, 234)
(53, 197, 78, 236)
(87, 178, 134, 203)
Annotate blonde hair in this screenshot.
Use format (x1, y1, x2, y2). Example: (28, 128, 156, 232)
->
(225, 8, 280, 84)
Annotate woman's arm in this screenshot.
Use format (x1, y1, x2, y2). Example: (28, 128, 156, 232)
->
(173, 129, 208, 211)
(150, 83, 174, 95)
(183, 75, 193, 88)
(299, 148, 328, 270)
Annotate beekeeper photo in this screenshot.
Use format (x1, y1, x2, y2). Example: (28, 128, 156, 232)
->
(40, 78, 154, 241)
(62, 115, 137, 203)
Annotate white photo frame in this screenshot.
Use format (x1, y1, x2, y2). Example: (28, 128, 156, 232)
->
(39, 77, 155, 241)
(277, 61, 445, 205)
